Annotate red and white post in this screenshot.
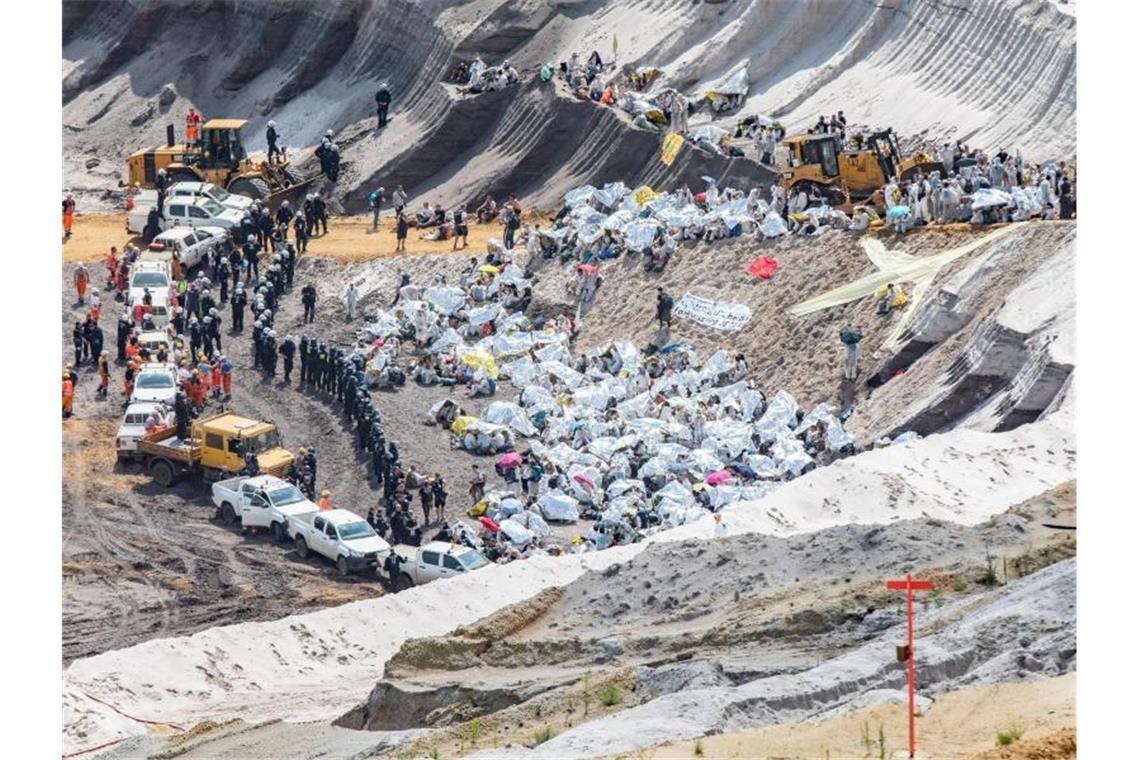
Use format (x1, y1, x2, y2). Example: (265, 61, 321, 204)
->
(885, 573, 933, 758)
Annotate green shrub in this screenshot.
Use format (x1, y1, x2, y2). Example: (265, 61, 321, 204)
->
(534, 725, 555, 746)
(600, 685, 622, 707)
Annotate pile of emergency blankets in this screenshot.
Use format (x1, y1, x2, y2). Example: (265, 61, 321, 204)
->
(432, 326, 859, 556)
(535, 181, 851, 271)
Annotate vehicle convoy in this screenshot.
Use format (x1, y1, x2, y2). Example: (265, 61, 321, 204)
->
(116, 401, 171, 462)
(136, 411, 294, 487)
(212, 475, 319, 540)
(377, 541, 490, 591)
(139, 226, 228, 270)
(125, 119, 314, 204)
(777, 127, 943, 210)
(288, 508, 392, 577)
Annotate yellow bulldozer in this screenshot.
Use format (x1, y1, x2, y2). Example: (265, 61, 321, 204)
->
(777, 128, 943, 210)
(125, 118, 316, 205)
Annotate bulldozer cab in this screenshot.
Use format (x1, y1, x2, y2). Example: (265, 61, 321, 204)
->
(782, 134, 843, 178)
(200, 119, 249, 171)
(864, 129, 901, 182)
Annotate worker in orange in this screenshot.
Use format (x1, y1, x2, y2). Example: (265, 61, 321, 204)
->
(210, 355, 223, 399)
(125, 183, 140, 212)
(123, 358, 139, 398)
(62, 372, 75, 418)
(187, 370, 207, 411)
(318, 489, 333, 511)
(63, 193, 76, 239)
(125, 336, 140, 363)
(185, 107, 201, 147)
(74, 262, 90, 306)
(104, 246, 119, 289)
(220, 355, 233, 400)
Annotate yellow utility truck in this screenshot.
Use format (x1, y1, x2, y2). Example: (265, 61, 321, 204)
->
(136, 411, 294, 487)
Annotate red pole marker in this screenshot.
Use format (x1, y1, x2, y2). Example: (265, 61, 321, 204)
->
(886, 574, 933, 758)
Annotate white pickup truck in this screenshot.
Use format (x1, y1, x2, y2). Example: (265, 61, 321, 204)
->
(212, 475, 318, 542)
(377, 541, 490, 591)
(288, 508, 392, 576)
(128, 196, 244, 235)
(142, 226, 228, 270)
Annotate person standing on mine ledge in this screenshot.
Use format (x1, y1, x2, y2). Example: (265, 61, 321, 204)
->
(375, 82, 391, 129)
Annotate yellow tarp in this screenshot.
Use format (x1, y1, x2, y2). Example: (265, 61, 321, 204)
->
(477, 264, 500, 274)
(788, 224, 1023, 352)
(660, 133, 684, 166)
(467, 499, 488, 517)
(873, 285, 911, 310)
(633, 185, 658, 206)
(451, 415, 478, 435)
(461, 350, 499, 379)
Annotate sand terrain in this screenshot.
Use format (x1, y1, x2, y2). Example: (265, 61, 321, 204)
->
(59, 1, 1078, 756)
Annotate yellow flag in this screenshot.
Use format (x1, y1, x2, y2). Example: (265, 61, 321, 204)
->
(660, 132, 683, 166)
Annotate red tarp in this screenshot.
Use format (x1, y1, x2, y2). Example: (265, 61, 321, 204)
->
(747, 256, 779, 280)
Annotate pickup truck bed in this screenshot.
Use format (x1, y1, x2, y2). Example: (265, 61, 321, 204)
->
(137, 432, 200, 464)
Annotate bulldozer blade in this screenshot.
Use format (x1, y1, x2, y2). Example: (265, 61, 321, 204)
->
(264, 175, 322, 212)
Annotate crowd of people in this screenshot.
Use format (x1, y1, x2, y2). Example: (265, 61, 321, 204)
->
(450, 55, 520, 95)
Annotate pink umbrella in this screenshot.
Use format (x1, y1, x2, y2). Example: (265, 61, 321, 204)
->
(497, 452, 522, 468)
(478, 516, 500, 533)
(573, 473, 596, 490)
(706, 470, 732, 486)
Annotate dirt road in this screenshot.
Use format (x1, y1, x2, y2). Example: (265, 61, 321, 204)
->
(61, 213, 511, 263)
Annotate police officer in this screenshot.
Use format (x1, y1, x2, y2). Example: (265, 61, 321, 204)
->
(200, 288, 216, 318)
(279, 334, 296, 383)
(263, 329, 278, 378)
(216, 255, 230, 303)
(284, 242, 297, 288)
(251, 320, 264, 369)
(174, 391, 191, 441)
(301, 283, 317, 323)
(207, 308, 223, 352)
(313, 193, 328, 235)
(188, 315, 202, 358)
(231, 283, 246, 332)
(298, 336, 310, 387)
(292, 213, 308, 254)
(243, 235, 260, 281)
(116, 311, 132, 362)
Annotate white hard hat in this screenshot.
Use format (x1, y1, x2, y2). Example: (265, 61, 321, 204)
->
(282, 200, 290, 207)
(247, 234, 255, 243)
(330, 143, 339, 152)
(268, 120, 276, 128)
(325, 129, 333, 137)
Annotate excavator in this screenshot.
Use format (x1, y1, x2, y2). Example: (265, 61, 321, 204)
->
(777, 128, 943, 211)
(125, 119, 318, 206)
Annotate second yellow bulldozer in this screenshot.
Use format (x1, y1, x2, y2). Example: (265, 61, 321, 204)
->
(125, 119, 315, 205)
(777, 128, 943, 210)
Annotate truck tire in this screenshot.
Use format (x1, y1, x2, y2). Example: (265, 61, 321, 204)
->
(150, 459, 175, 487)
(336, 556, 350, 577)
(229, 176, 270, 201)
(220, 503, 237, 525)
(394, 573, 413, 592)
(271, 521, 287, 543)
(295, 536, 310, 559)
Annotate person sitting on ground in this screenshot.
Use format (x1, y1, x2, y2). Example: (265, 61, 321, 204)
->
(476, 195, 498, 224)
(414, 202, 434, 227)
